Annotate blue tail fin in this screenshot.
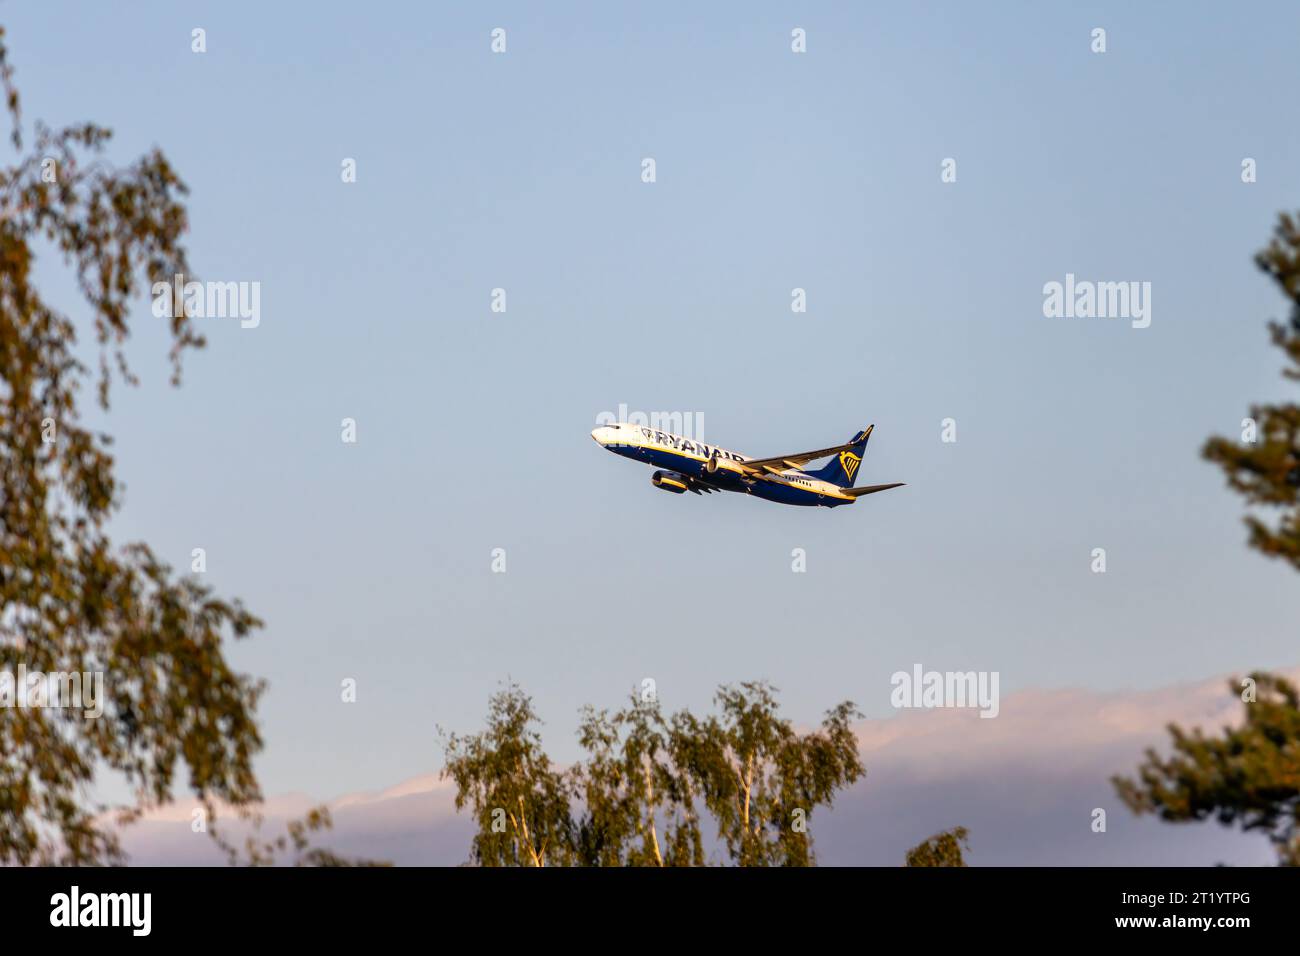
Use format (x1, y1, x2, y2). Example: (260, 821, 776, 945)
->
(806, 426, 873, 488)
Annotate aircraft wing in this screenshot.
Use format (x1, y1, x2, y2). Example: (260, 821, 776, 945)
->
(731, 438, 868, 477)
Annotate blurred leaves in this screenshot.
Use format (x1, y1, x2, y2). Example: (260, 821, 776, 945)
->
(0, 24, 361, 866)
(1113, 673, 1300, 866)
(1142, 212, 1300, 865)
(214, 806, 391, 868)
(1203, 212, 1300, 569)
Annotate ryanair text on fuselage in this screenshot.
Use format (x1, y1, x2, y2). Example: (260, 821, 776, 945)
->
(590, 422, 904, 508)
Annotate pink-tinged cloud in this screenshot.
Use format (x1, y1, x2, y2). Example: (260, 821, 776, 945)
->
(117, 667, 1294, 865)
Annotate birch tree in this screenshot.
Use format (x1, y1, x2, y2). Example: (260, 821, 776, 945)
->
(0, 23, 264, 865)
(672, 681, 864, 866)
(440, 683, 576, 866)
(574, 695, 704, 866)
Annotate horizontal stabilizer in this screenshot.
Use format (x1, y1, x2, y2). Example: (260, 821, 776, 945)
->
(844, 482, 905, 497)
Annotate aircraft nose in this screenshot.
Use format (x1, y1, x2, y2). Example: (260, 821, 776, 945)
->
(591, 426, 608, 444)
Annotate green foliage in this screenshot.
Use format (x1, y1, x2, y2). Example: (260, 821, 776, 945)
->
(1113, 672, 1300, 866)
(0, 22, 261, 865)
(574, 695, 703, 866)
(1120, 214, 1300, 866)
(1203, 212, 1300, 569)
(217, 807, 391, 868)
(673, 682, 865, 866)
(905, 826, 969, 867)
(440, 683, 577, 867)
(443, 680, 866, 866)
(0, 25, 358, 866)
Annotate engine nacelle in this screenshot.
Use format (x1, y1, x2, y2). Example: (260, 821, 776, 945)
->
(651, 471, 688, 494)
(703, 454, 747, 477)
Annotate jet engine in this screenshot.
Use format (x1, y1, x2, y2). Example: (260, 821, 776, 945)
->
(703, 455, 746, 477)
(651, 471, 689, 494)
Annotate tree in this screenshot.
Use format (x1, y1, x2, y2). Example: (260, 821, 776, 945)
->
(1113, 214, 1300, 865)
(222, 807, 391, 868)
(444, 681, 868, 866)
(905, 826, 970, 867)
(0, 25, 352, 865)
(1203, 212, 1300, 569)
(445, 682, 977, 866)
(0, 23, 266, 865)
(673, 682, 865, 866)
(574, 695, 704, 866)
(1113, 673, 1300, 866)
(440, 683, 577, 866)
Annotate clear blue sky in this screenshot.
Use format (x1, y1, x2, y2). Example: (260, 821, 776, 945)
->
(8, 1, 1299, 800)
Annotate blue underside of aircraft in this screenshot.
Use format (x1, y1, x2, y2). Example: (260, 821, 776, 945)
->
(610, 443, 852, 507)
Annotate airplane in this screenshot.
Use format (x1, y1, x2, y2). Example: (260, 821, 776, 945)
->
(590, 422, 904, 508)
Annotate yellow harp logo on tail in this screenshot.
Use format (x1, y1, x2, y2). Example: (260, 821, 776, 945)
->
(839, 451, 862, 482)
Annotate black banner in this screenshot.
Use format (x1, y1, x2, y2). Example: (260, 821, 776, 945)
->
(1, 865, 1284, 940)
